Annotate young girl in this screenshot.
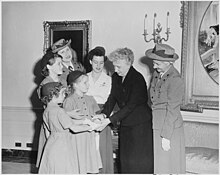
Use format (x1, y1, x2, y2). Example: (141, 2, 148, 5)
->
(38, 82, 97, 174)
(63, 70, 103, 174)
(36, 51, 83, 168)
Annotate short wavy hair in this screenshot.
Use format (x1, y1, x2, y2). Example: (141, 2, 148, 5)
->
(108, 47, 134, 65)
(41, 53, 62, 77)
(87, 46, 107, 62)
(40, 82, 64, 105)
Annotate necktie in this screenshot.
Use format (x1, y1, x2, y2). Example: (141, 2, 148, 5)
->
(68, 66, 74, 72)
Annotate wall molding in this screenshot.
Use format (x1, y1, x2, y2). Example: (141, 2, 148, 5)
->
(2, 106, 43, 111)
(2, 106, 219, 124)
(182, 110, 219, 124)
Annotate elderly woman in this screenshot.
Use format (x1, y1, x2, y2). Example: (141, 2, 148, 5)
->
(86, 46, 114, 174)
(145, 43, 186, 174)
(98, 48, 153, 173)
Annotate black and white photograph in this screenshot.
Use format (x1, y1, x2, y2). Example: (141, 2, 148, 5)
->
(1, 1, 219, 174)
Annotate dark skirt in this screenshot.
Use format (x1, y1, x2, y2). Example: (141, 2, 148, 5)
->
(119, 121, 154, 174)
(99, 126, 114, 174)
(98, 104, 114, 174)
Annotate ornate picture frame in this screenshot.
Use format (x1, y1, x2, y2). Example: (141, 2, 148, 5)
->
(180, 1, 219, 112)
(43, 20, 92, 66)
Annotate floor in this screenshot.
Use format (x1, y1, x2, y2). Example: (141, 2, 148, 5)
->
(1, 134, 119, 174)
(1, 152, 118, 174)
(2, 162, 38, 174)
(1, 150, 38, 174)
(2, 134, 218, 174)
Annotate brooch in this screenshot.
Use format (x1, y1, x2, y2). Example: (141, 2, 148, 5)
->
(100, 82, 106, 87)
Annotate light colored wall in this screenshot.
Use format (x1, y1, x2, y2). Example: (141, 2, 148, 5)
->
(2, 1, 182, 108)
(2, 1, 219, 150)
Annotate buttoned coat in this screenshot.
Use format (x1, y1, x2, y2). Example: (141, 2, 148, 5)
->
(150, 65, 184, 139)
(103, 66, 152, 126)
(102, 66, 153, 173)
(150, 65, 185, 174)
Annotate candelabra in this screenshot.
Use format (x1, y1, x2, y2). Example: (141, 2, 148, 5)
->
(143, 12, 171, 44)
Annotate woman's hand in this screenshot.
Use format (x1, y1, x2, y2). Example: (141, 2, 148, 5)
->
(82, 118, 93, 125)
(83, 119, 100, 131)
(92, 114, 106, 120)
(88, 121, 100, 132)
(95, 118, 110, 132)
(162, 137, 171, 151)
(92, 118, 102, 124)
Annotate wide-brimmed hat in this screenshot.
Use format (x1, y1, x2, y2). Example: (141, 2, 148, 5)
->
(145, 43, 179, 62)
(52, 39, 71, 53)
(88, 46, 107, 62)
(67, 70, 86, 85)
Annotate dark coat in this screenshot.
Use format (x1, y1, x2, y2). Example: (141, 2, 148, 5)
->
(102, 66, 152, 126)
(102, 66, 153, 173)
(150, 65, 184, 139)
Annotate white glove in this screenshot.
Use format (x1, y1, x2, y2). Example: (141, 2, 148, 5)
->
(162, 137, 171, 151)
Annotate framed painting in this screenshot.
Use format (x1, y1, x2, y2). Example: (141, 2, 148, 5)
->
(180, 1, 219, 112)
(43, 20, 92, 68)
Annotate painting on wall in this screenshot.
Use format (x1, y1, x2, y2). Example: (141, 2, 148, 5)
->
(180, 1, 219, 112)
(198, 1, 219, 84)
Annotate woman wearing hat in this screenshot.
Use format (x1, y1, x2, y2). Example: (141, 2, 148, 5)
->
(146, 43, 186, 174)
(86, 46, 114, 174)
(51, 38, 85, 81)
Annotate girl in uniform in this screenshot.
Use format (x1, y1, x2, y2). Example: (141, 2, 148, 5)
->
(38, 82, 97, 173)
(63, 70, 103, 174)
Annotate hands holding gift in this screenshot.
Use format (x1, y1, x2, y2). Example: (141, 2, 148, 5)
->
(82, 118, 100, 131)
(95, 118, 111, 131)
(82, 114, 111, 132)
(92, 114, 111, 131)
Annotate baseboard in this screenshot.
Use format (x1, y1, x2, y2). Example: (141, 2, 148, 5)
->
(2, 149, 37, 164)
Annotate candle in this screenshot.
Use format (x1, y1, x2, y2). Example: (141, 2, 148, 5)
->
(153, 13, 157, 33)
(167, 12, 170, 29)
(144, 14, 148, 35)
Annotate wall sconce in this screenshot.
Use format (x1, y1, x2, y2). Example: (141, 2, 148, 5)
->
(143, 12, 171, 44)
